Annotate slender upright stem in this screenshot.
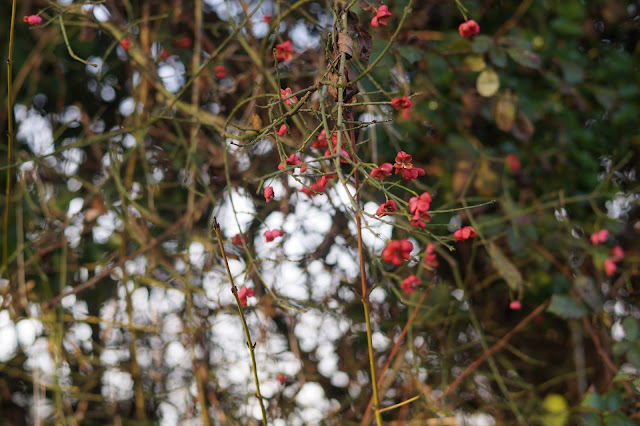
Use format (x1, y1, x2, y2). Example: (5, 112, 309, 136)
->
(3, 0, 17, 275)
(212, 218, 268, 425)
(335, 10, 381, 426)
(187, 3, 210, 422)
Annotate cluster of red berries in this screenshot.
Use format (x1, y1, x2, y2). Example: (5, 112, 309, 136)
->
(382, 239, 413, 266)
(409, 193, 432, 228)
(454, 226, 477, 241)
(459, 20, 480, 38)
(24, 15, 42, 26)
(238, 286, 256, 306)
(590, 229, 625, 276)
(275, 41, 294, 62)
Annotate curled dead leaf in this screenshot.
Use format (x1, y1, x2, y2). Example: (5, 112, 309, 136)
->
(338, 33, 354, 60)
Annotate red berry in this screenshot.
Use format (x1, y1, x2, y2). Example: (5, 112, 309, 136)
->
(120, 39, 131, 51)
(214, 65, 227, 79)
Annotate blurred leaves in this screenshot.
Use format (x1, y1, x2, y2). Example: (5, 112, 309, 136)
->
(506, 46, 542, 69)
(573, 276, 602, 312)
(488, 243, 523, 293)
(547, 294, 588, 319)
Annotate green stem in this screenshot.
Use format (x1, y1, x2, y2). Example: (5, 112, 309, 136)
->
(59, 15, 97, 67)
(212, 218, 268, 425)
(3, 0, 17, 276)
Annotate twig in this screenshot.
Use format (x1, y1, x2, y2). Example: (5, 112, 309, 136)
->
(42, 198, 209, 310)
(435, 301, 548, 404)
(3, 0, 17, 276)
(59, 15, 97, 67)
(378, 393, 422, 414)
(212, 218, 268, 425)
(494, 0, 535, 40)
(581, 316, 636, 398)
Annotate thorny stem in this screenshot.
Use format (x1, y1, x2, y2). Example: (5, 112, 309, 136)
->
(212, 218, 268, 425)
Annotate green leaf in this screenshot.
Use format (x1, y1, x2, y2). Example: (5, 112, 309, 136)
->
(587, 85, 618, 110)
(398, 46, 423, 64)
(522, 224, 539, 242)
(499, 36, 532, 49)
(611, 341, 630, 356)
(574, 276, 602, 312)
(604, 390, 623, 411)
(603, 412, 634, 426)
(580, 413, 601, 426)
(622, 317, 638, 341)
(547, 294, 588, 319)
(489, 46, 508, 68)
(551, 17, 584, 37)
(582, 390, 605, 411)
(559, 60, 584, 84)
(369, 40, 395, 68)
(487, 243, 523, 292)
(612, 373, 632, 383)
(627, 345, 640, 369)
(472, 35, 493, 54)
(507, 47, 541, 69)
(507, 226, 526, 252)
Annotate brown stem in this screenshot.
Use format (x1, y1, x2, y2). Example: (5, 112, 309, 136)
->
(42, 198, 210, 310)
(435, 301, 548, 405)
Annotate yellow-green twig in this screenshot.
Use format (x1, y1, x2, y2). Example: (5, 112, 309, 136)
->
(212, 218, 268, 425)
(3, 0, 17, 276)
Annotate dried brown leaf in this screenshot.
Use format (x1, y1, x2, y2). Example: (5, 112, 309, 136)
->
(347, 11, 372, 62)
(338, 33, 354, 60)
(344, 67, 359, 103)
(358, 0, 373, 11)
